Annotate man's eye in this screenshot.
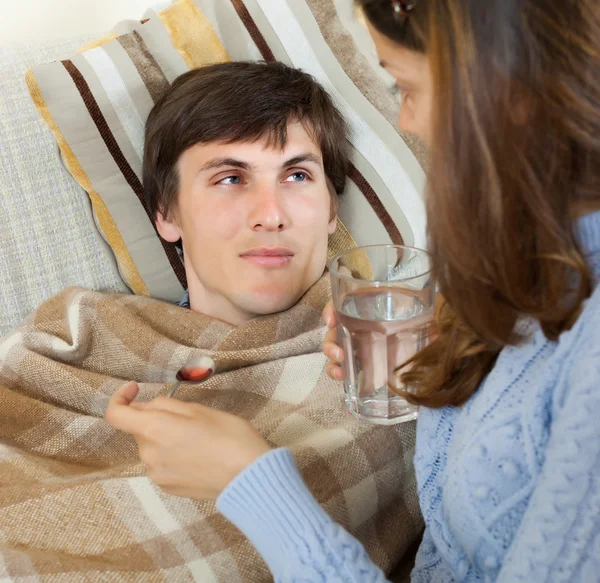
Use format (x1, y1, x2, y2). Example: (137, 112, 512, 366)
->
(218, 175, 242, 185)
(285, 172, 308, 183)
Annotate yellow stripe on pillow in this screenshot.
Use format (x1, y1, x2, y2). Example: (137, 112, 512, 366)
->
(25, 71, 150, 297)
(159, 0, 231, 68)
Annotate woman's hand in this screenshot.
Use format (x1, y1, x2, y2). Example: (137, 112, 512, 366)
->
(322, 300, 345, 381)
(105, 382, 271, 501)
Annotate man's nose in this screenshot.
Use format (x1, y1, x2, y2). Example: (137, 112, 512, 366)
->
(248, 184, 290, 232)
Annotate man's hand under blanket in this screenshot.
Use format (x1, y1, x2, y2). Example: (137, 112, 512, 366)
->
(105, 382, 272, 501)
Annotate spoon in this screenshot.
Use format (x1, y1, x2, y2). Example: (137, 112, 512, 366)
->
(166, 356, 216, 398)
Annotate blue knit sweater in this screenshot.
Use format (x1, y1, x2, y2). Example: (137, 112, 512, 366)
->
(217, 211, 600, 582)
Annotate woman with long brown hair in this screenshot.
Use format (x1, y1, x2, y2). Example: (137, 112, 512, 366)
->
(107, 0, 600, 580)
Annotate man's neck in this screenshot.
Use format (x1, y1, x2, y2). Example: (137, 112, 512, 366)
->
(186, 283, 253, 327)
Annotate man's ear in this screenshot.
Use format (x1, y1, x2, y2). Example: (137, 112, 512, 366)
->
(328, 215, 338, 235)
(155, 210, 181, 243)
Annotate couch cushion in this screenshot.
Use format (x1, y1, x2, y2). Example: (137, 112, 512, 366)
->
(0, 38, 128, 337)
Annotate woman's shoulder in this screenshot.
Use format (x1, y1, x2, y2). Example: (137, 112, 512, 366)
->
(554, 282, 600, 412)
(568, 281, 600, 360)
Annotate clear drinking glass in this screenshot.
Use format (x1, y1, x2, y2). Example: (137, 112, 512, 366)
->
(329, 245, 434, 424)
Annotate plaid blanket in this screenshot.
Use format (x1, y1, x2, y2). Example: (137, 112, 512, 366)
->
(0, 275, 423, 582)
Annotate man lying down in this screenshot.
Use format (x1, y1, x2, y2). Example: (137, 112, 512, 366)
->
(0, 62, 421, 581)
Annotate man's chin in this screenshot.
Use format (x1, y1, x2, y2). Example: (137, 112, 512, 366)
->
(230, 271, 324, 319)
(237, 290, 303, 317)
(248, 297, 299, 317)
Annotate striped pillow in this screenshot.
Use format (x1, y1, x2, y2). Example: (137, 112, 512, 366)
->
(27, 0, 426, 302)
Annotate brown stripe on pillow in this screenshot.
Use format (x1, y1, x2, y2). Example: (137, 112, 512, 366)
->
(118, 31, 171, 104)
(61, 60, 187, 289)
(228, 0, 275, 62)
(348, 164, 403, 245)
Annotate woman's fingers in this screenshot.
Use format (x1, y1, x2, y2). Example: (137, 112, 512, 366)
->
(105, 382, 145, 433)
(323, 335, 346, 381)
(322, 304, 346, 381)
(323, 325, 338, 346)
(322, 300, 337, 329)
(323, 340, 344, 363)
(324, 339, 345, 382)
(327, 361, 345, 381)
(109, 381, 140, 406)
(136, 395, 198, 417)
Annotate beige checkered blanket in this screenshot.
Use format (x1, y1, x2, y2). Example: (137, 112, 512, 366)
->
(0, 276, 422, 582)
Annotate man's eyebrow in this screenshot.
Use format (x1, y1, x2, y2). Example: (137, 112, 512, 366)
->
(282, 153, 322, 168)
(199, 157, 252, 172)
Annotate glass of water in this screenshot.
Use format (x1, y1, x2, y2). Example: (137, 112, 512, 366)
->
(329, 245, 434, 425)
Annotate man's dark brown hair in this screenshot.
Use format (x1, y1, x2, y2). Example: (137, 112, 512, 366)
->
(143, 61, 349, 222)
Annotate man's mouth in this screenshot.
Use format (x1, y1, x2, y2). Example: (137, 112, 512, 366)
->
(239, 246, 294, 267)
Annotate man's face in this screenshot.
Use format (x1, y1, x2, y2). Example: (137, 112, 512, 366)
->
(156, 121, 337, 326)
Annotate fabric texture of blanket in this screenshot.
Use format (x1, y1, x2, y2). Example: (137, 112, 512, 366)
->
(0, 274, 423, 581)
